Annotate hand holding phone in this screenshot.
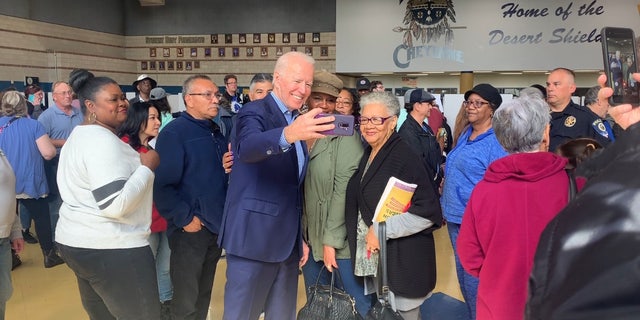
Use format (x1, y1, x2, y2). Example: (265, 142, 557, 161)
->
(601, 27, 639, 106)
(314, 113, 355, 136)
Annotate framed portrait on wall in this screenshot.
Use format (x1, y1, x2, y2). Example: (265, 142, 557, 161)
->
(219, 47, 225, 57)
(162, 48, 170, 57)
(204, 48, 211, 57)
(290, 47, 298, 52)
(297, 33, 305, 43)
(305, 47, 313, 56)
(268, 33, 275, 43)
(185, 61, 192, 71)
(246, 47, 254, 57)
(239, 34, 247, 43)
(194, 61, 200, 69)
(260, 47, 268, 57)
(167, 61, 174, 70)
(276, 46, 283, 56)
(177, 48, 184, 57)
(190, 48, 197, 57)
(141, 61, 148, 70)
(150, 48, 157, 57)
(225, 34, 233, 44)
(320, 46, 328, 56)
(149, 61, 156, 70)
(282, 33, 290, 43)
(312, 33, 320, 42)
(176, 61, 183, 70)
(158, 61, 165, 70)
(232, 47, 239, 57)
(211, 34, 218, 44)
(253, 33, 261, 43)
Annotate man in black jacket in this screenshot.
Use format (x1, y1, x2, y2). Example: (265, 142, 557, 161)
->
(397, 89, 444, 190)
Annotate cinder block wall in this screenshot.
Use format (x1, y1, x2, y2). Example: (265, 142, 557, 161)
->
(1, 14, 336, 90)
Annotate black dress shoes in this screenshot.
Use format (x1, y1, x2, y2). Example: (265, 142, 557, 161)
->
(22, 229, 38, 244)
(43, 249, 64, 268)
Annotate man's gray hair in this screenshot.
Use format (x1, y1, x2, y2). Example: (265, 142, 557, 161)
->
(360, 91, 401, 116)
(493, 96, 551, 153)
(519, 87, 546, 101)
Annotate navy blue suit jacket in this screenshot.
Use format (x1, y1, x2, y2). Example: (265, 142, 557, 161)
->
(219, 94, 307, 263)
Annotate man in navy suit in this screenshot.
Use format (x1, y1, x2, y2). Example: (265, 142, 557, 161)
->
(219, 52, 336, 320)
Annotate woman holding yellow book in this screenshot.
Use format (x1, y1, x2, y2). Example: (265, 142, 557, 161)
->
(345, 91, 443, 319)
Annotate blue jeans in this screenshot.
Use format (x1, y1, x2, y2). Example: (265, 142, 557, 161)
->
(447, 222, 478, 320)
(301, 246, 374, 317)
(57, 243, 161, 320)
(149, 231, 172, 303)
(19, 198, 54, 251)
(0, 238, 12, 320)
(43, 156, 61, 238)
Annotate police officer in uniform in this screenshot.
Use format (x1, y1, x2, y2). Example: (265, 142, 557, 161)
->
(547, 68, 611, 151)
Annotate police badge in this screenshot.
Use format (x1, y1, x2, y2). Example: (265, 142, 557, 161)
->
(564, 116, 576, 127)
(395, 0, 456, 47)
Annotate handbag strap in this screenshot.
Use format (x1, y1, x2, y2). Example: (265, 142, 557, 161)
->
(0, 116, 20, 135)
(378, 221, 391, 303)
(565, 167, 577, 201)
(311, 265, 348, 298)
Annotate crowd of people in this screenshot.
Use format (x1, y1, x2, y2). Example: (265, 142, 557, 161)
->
(0, 51, 638, 320)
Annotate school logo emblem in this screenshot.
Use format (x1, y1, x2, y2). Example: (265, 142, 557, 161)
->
(564, 116, 576, 127)
(395, 0, 456, 47)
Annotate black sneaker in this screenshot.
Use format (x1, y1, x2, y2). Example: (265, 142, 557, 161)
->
(22, 230, 38, 244)
(11, 249, 22, 270)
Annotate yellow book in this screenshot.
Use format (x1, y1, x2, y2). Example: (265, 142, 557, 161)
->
(372, 176, 417, 223)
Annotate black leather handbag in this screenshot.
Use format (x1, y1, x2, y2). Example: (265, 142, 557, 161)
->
(297, 266, 363, 320)
(365, 222, 404, 320)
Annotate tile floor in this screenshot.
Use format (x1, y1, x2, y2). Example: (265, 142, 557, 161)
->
(6, 227, 463, 319)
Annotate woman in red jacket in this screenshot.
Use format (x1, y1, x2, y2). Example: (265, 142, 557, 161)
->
(117, 101, 172, 317)
(457, 95, 571, 320)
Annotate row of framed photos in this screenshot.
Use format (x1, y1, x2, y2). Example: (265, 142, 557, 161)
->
(149, 46, 330, 58)
(141, 60, 200, 71)
(211, 32, 320, 45)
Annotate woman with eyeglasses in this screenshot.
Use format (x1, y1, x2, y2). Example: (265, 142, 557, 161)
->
(440, 83, 508, 319)
(345, 91, 443, 319)
(335, 88, 360, 118)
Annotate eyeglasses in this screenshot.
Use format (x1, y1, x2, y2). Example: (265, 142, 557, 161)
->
(53, 91, 73, 96)
(463, 100, 490, 109)
(336, 100, 353, 106)
(188, 92, 223, 100)
(358, 116, 394, 125)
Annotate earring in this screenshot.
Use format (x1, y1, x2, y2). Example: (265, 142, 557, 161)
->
(89, 112, 97, 123)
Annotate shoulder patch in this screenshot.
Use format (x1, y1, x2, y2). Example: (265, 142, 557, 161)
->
(592, 119, 609, 138)
(564, 116, 576, 127)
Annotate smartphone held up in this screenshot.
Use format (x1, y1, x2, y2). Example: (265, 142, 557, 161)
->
(314, 113, 355, 136)
(601, 27, 639, 106)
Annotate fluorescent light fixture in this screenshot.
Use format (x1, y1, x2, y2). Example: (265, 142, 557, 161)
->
(522, 70, 548, 74)
(574, 69, 600, 73)
(499, 72, 523, 75)
(407, 73, 427, 76)
(474, 70, 493, 74)
(449, 72, 461, 76)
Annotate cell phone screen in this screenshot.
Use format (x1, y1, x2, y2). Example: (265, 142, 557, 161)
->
(601, 27, 639, 105)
